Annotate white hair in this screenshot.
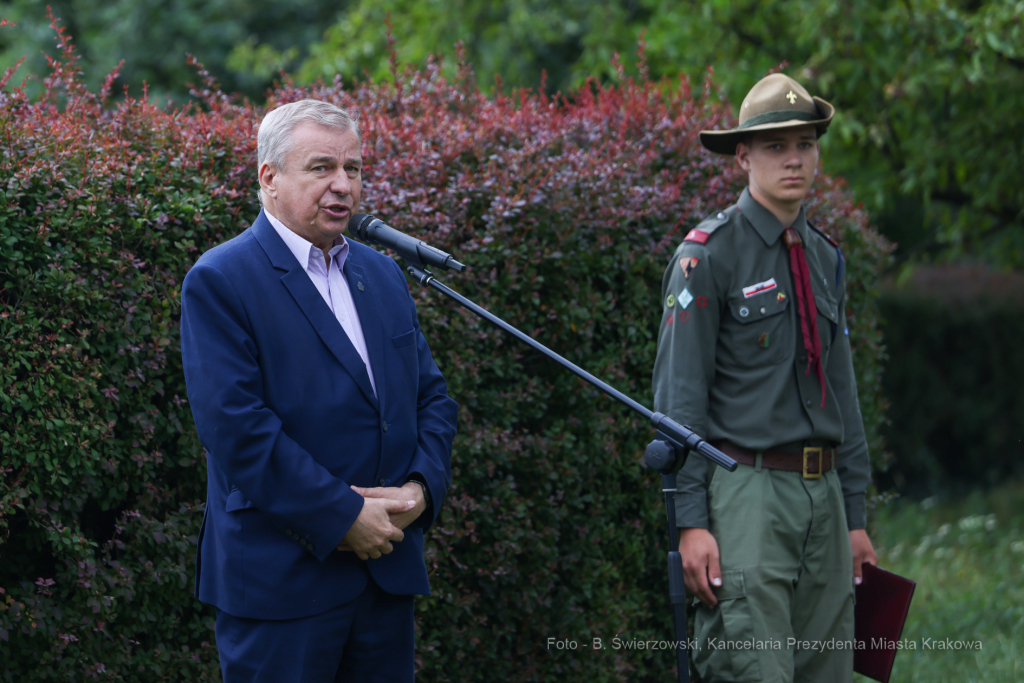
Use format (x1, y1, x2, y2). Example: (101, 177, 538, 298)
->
(257, 99, 360, 172)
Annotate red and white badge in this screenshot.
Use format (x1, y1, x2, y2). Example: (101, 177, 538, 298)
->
(742, 278, 778, 299)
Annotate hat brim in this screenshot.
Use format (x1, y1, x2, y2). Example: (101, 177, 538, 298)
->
(699, 97, 835, 155)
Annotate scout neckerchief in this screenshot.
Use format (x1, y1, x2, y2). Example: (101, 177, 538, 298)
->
(783, 227, 826, 408)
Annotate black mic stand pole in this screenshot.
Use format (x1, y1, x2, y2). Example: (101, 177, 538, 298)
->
(402, 260, 737, 683)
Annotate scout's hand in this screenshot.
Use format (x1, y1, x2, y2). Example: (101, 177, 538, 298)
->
(336, 498, 412, 560)
(849, 529, 878, 585)
(350, 483, 426, 531)
(679, 527, 722, 607)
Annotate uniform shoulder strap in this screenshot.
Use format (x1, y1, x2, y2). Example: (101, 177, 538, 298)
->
(808, 221, 840, 248)
(808, 221, 844, 289)
(683, 209, 731, 245)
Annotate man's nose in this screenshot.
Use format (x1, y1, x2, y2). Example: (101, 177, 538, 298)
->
(329, 170, 352, 195)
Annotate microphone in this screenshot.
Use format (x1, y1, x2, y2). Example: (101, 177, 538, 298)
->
(347, 213, 466, 272)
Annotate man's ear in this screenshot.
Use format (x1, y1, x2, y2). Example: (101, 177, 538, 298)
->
(258, 162, 278, 199)
(735, 143, 752, 173)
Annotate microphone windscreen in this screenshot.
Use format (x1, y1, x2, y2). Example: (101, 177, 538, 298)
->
(348, 213, 372, 240)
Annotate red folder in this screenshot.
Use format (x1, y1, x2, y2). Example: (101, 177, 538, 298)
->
(854, 563, 916, 683)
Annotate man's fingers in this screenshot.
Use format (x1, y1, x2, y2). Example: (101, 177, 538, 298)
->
(350, 485, 368, 496)
(708, 552, 722, 589)
(682, 559, 717, 607)
(382, 498, 417, 513)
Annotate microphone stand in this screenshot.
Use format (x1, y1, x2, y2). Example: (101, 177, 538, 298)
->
(402, 259, 737, 683)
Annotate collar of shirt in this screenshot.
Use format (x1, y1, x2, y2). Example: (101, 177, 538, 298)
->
(737, 187, 809, 247)
(264, 209, 351, 274)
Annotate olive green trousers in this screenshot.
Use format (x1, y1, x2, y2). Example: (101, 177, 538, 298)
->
(691, 462, 854, 683)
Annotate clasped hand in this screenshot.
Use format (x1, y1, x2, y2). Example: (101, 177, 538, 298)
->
(336, 482, 426, 560)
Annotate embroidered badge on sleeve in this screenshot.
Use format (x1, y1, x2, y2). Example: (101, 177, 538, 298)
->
(679, 257, 699, 279)
(678, 288, 695, 309)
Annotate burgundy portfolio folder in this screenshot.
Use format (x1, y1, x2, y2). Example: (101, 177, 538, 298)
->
(853, 563, 916, 683)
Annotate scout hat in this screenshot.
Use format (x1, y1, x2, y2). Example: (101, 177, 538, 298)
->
(699, 73, 834, 155)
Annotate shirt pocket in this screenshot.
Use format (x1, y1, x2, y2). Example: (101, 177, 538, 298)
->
(719, 293, 791, 368)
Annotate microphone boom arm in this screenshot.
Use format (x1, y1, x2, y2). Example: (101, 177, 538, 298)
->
(403, 261, 736, 472)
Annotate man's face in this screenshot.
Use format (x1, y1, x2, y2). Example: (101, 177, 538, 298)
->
(735, 125, 819, 207)
(258, 122, 362, 248)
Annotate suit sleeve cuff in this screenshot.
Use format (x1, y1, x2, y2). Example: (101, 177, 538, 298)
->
(844, 493, 867, 530)
(675, 491, 709, 529)
(406, 472, 434, 528)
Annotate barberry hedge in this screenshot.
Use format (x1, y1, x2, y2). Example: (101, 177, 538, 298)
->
(0, 25, 892, 682)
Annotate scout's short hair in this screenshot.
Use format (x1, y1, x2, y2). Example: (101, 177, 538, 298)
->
(257, 99, 359, 172)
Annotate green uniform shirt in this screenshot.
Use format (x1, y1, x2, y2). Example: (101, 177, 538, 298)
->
(652, 188, 870, 530)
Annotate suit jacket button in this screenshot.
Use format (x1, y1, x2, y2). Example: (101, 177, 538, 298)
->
(382, 422, 389, 433)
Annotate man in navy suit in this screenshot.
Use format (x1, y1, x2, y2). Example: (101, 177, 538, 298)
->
(181, 99, 459, 682)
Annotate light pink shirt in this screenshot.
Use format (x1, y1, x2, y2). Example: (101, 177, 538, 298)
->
(265, 210, 377, 396)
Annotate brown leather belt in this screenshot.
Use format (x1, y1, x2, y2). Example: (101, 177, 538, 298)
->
(712, 440, 836, 479)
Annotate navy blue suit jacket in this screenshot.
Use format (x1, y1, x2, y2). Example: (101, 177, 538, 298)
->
(181, 210, 458, 620)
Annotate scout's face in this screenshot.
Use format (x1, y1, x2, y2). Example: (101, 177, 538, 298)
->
(735, 125, 819, 208)
(258, 122, 362, 249)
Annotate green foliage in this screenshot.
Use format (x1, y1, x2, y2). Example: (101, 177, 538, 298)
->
(0, 29, 892, 680)
(297, 0, 647, 92)
(879, 267, 1024, 495)
(0, 0, 342, 100)
(298, 0, 1024, 267)
(866, 479, 1024, 682)
(3, 2, 1018, 266)
(0, 22, 254, 678)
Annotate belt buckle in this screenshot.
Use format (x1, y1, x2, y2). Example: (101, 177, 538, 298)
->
(802, 447, 823, 479)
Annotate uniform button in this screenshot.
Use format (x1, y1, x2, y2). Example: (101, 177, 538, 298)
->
(382, 422, 389, 433)
(717, 212, 725, 219)
(380, 478, 386, 486)
(760, 307, 766, 315)
(806, 399, 812, 406)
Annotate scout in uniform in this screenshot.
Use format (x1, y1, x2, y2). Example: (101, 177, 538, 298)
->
(652, 73, 878, 683)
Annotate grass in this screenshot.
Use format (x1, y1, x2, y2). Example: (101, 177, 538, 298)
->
(854, 478, 1024, 682)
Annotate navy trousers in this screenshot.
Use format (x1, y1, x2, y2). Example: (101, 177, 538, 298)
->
(215, 578, 415, 683)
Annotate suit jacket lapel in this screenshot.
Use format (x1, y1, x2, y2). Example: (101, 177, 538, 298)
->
(251, 212, 380, 410)
(343, 252, 387, 417)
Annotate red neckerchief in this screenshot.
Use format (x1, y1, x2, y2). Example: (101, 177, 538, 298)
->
(783, 227, 826, 408)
